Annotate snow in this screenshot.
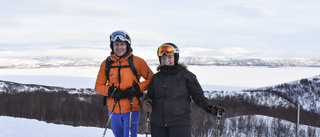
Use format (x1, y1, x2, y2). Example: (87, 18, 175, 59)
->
(1, 66, 320, 91)
(223, 115, 320, 137)
(1, 115, 319, 137)
(0, 116, 146, 137)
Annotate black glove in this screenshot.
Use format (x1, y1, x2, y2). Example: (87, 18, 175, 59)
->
(113, 88, 125, 101)
(108, 86, 116, 98)
(209, 105, 225, 117)
(124, 83, 141, 99)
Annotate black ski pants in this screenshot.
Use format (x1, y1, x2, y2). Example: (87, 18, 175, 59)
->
(151, 125, 192, 137)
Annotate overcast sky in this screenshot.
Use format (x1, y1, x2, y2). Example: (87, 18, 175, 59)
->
(1, 0, 320, 59)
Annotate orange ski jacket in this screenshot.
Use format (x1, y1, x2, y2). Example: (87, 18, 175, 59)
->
(95, 52, 154, 114)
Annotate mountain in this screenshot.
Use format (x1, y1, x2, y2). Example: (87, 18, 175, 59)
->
(181, 57, 320, 67)
(1, 57, 320, 69)
(257, 75, 320, 114)
(203, 75, 320, 126)
(0, 80, 95, 95)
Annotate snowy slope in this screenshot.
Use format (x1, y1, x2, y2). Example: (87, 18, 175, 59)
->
(223, 115, 320, 137)
(1, 115, 319, 137)
(0, 116, 109, 137)
(0, 116, 147, 137)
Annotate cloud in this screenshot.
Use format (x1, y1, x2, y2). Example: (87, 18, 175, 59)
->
(0, 29, 108, 50)
(1, 0, 129, 17)
(219, 4, 275, 19)
(0, 0, 319, 59)
(0, 48, 108, 59)
(218, 47, 256, 58)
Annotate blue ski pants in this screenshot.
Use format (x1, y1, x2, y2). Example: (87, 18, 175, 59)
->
(109, 110, 140, 137)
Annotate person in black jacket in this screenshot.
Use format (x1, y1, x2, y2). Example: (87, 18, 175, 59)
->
(143, 42, 226, 137)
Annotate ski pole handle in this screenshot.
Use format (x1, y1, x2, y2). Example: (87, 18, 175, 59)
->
(217, 109, 221, 118)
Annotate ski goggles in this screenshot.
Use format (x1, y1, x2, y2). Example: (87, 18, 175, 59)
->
(157, 45, 179, 56)
(110, 31, 131, 44)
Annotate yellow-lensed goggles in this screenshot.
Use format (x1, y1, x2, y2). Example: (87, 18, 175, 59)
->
(157, 45, 177, 56)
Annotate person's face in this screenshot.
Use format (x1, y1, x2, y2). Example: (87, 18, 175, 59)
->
(113, 41, 127, 57)
(161, 55, 174, 66)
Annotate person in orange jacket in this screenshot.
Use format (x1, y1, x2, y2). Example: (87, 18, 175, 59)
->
(95, 30, 154, 137)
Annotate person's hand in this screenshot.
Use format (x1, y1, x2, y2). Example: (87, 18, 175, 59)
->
(124, 83, 141, 99)
(209, 105, 225, 117)
(108, 86, 116, 97)
(113, 88, 125, 101)
(143, 99, 152, 111)
(124, 86, 137, 99)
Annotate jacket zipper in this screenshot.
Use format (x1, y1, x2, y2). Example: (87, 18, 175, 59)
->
(162, 75, 167, 126)
(117, 59, 122, 114)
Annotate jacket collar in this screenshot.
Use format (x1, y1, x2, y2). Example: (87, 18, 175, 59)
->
(159, 64, 185, 74)
(111, 51, 133, 62)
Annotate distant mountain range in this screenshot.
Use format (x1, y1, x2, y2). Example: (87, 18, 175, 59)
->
(181, 57, 320, 67)
(0, 80, 95, 95)
(1, 57, 320, 69)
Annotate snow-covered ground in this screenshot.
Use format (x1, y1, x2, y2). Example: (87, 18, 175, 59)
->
(1, 115, 319, 137)
(1, 66, 320, 91)
(0, 116, 146, 137)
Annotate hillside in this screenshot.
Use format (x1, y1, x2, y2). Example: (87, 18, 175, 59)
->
(0, 80, 95, 94)
(1, 75, 320, 136)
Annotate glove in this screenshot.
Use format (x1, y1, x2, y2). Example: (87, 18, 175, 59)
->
(124, 83, 141, 99)
(108, 86, 116, 98)
(113, 88, 125, 101)
(209, 105, 225, 117)
(143, 99, 153, 111)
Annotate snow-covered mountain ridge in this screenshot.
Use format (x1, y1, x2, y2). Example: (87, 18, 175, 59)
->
(1, 57, 320, 69)
(260, 75, 320, 114)
(0, 80, 95, 95)
(205, 75, 320, 114)
(182, 57, 320, 67)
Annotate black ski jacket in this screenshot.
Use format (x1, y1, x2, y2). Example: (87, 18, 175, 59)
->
(145, 64, 212, 127)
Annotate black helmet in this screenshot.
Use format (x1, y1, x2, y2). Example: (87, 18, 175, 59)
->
(157, 42, 180, 64)
(109, 30, 131, 51)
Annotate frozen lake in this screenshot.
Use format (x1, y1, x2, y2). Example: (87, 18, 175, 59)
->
(0, 65, 320, 91)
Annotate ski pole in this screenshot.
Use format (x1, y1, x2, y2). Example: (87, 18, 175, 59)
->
(145, 99, 152, 137)
(102, 100, 117, 137)
(145, 111, 150, 137)
(129, 97, 133, 137)
(216, 109, 221, 137)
